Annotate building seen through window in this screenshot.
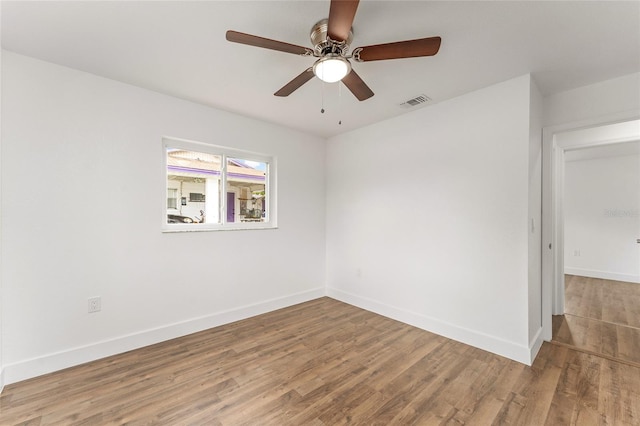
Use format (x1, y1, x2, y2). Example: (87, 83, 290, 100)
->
(166, 148, 268, 226)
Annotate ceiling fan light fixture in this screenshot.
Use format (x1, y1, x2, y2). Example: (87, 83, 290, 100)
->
(313, 55, 351, 83)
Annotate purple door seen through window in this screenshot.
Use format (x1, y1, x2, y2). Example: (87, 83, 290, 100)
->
(226, 192, 235, 223)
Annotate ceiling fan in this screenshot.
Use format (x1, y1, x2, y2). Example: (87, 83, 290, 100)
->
(226, 0, 441, 101)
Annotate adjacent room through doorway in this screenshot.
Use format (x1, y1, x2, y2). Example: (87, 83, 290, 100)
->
(549, 136, 640, 365)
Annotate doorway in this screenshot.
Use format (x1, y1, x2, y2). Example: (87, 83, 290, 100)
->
(550, 136, 640, 364)
(541, 115, 640, 343)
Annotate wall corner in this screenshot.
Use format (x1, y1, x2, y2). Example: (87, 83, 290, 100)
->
(0, 4, 5, 394)
(528, 76, 544, 355)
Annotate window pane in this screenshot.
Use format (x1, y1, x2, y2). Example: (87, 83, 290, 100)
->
(167, 149, 221, 224)
(226, 158, 267, 223)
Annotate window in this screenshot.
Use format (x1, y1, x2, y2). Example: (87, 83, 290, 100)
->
(167, 188, 178, 210)
(163, 138, 275, 231)
(189, 193, 206, 202)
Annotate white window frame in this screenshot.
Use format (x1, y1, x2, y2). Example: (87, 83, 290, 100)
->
(162, 137, 277, 232)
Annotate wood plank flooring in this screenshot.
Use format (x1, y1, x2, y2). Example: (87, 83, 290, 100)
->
(552, 315, 640, 366)
(553, 275, 640, 367)
(564, 275, 640, 328)
(1, 297, 639, 425)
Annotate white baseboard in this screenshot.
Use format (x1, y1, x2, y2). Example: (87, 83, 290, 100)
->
(0, 367, 5, 394)
(565, 267, 640, 284)
(3, 288, 325, 386)
(529, 327, 544, 362)
(327, 287, 534, 366)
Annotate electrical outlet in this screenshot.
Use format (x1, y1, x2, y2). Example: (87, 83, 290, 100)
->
(88, 296, 101, 313)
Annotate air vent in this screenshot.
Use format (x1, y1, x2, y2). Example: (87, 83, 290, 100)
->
(400, 94, 431, 108)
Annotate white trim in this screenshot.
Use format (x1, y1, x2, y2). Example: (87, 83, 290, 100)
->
(542, 110, 640, 342)
(0, 18, 4, 395)
(564, 268, 640, 284)
(2, 288, 324, 386)
(529, 327, 544, 362)
(327, 287, 535, 366)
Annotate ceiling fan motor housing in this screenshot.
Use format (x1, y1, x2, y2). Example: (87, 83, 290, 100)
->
(310, 19, 353, 56)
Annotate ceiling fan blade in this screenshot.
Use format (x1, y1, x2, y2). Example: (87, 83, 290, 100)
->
(354, 37, 441, 62)
(341, 69, 374, 101)
(226, 30, 312, 56)
(274, 68, 315, 97)
(327, 0, 360, 42)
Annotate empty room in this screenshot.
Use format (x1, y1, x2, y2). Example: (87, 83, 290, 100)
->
(1, 1, 639, 424)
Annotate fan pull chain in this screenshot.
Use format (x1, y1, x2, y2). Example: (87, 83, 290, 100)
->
(338, 82, 342, 125)
(320, 79, 325, 114)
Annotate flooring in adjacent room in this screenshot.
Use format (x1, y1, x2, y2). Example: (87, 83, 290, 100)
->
(552, 274, 640, 367)
(1, 297, 639, 425)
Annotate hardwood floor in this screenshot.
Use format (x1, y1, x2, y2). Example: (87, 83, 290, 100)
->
(552, 314, 640, 366)
(1, 297, 639, 425)
(564, 275, 640, 328)
(553, 275, 640, 367)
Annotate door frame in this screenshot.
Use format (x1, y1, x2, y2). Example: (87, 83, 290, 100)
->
(541, 110, 640, 341)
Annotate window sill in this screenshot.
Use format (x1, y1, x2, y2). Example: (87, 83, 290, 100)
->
(162, 224, 278, 233)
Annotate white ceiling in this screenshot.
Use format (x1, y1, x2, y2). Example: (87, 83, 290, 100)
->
(2, 1, 639, 138)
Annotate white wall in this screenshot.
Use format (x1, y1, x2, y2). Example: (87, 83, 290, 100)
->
(0, 5, 5, 392)
(541, 73, 640, 331)
(1, 51, 326, 384)
(4, 50, 634, 387)
(528, 79, 543, 351)
(564, 153, 640, 283)
(326, 74, 540, 364)
(543, 72, 640, 127)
